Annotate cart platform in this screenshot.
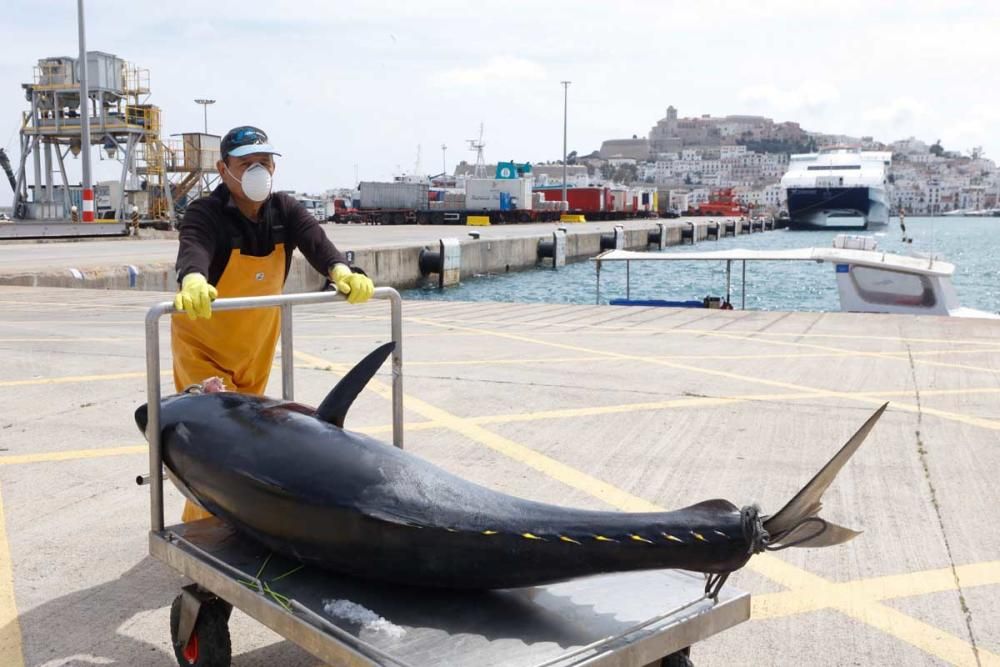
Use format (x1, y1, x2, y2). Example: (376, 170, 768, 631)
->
(151, 519, 750, 667)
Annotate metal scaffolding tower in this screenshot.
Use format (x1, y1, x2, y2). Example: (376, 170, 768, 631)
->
(11, 51, 219, 225)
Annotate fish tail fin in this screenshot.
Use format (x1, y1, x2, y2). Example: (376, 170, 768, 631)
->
(762, 403, 888, 549)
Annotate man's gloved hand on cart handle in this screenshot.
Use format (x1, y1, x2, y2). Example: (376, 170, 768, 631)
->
(173, 272, 217, 320)
(329, 263, 374, 304)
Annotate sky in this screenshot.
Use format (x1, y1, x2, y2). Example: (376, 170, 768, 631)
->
(2, 0, 999, 206)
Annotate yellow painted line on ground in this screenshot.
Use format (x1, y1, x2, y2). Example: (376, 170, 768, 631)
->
(295, 331, 473, 341)
(471, 393, 807, 425)
(0, 300, 145, 311)
(419, 313, 999, 347)
(0, 337, 140, 343)
(292, 354, 1000, 431)
(0, 483, 25, 667)
(697, 328, 1000, 376)
(408, 316, 1000, 433)
(0, 371, 170, 389)
(754, 560, 1000, 619)
(404, 355, 613, 368)
(0, 320, 146, 326)
(0, 445, 146, 466)
(395, 317, 996, 664)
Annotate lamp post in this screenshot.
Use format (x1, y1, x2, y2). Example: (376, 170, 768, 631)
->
(77, 0, 93, 221)
(194, 99, 215, 134)
(561, 81, 571, 205)
(441, 144, 447, 177)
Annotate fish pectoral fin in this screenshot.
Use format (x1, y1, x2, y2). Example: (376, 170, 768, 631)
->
(771, 519, 862, 549)
(361, 505, 428, 528)
(315, 342, 396, 427)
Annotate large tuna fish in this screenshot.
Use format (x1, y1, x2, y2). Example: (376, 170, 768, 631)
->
(136, 343, 885, 591)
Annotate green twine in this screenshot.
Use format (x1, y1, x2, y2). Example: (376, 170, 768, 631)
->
(238, 553, 305, 612)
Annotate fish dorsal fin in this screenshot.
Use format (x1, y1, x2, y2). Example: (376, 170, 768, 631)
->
(684, 499, 738, 513)
(316, 342, 395, 427)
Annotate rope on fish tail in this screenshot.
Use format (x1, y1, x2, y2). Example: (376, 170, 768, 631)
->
(764, 517, 829, 551)
(705, 506, 768, 601)
(740, 504, 769, 555)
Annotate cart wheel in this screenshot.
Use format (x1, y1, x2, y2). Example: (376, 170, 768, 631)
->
(660, 647, 693, 667)
(170, 594, 232, 667)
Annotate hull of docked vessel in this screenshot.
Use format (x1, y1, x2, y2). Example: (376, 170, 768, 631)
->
(781, 148, 892, 230)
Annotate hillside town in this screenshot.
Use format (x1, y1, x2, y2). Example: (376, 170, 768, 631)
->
(566, 106, 1000, 216)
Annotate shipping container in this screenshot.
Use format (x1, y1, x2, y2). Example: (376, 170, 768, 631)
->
(609, 189, 628, 213)
(359, 182, 429, 210)
(465, 178, 533, 211)
(538, 186, 606, 213)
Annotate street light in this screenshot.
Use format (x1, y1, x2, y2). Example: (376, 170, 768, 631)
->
(441, 143, 447, 177)
(77, 0, 92, 217)
(561, 81, 571, 205)
(194, 99, 215, 134)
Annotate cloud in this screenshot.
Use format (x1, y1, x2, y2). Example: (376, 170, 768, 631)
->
(863, 98, 925, 126)
(738, 82, 841, 113)
(430, 57, 546, 87)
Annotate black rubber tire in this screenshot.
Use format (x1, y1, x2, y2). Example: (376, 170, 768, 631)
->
(660, 647, 694, 667)
(169, 594, 233, 667)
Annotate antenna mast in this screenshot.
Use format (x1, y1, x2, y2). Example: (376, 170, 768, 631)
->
(468, 124, 486, 178)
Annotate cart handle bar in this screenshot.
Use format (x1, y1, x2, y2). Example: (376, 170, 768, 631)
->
(144, 287, 403, 532)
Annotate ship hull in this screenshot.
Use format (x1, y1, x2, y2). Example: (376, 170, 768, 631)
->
(786, 186, 888, 230)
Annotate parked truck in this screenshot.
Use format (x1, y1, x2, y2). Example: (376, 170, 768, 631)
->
(331, 179, 564, 225)
(329, 179, 658, 225)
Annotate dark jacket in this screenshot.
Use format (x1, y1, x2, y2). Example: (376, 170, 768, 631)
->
(175, 184, 349, 285)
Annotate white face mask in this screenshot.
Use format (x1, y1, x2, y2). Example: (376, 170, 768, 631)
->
(228, 162, 272, 202)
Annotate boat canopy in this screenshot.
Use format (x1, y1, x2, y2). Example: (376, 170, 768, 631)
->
(590, 247, 954, 278)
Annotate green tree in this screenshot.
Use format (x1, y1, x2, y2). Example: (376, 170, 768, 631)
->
(930, 140, 944, 157)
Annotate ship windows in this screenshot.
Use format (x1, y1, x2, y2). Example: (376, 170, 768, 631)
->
(806, 165, 862, 170)
(850, 267, 936, 308)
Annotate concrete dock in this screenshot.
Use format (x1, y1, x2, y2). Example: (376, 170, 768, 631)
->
(0, 218, 755, 292)
(0, 285, 997, 666)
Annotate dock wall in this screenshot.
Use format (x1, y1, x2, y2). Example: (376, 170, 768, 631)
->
(0, 219, 760, 293)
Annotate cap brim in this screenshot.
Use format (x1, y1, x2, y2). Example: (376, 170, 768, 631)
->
(226, 144, 281, 158)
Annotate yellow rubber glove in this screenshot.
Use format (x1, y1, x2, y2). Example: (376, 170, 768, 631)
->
(330, 263, 374, 304)
(173, 272, 218, 320)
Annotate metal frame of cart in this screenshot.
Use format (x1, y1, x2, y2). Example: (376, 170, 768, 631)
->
(142, 288, 749, 667)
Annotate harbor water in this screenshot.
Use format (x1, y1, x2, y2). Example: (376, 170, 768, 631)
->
(403, 217, 1000, 314)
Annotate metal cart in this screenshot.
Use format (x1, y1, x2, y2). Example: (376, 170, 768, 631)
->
(142, 289, 750, 666)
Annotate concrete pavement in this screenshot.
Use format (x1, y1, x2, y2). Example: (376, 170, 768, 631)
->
(0, 286, 997, 665)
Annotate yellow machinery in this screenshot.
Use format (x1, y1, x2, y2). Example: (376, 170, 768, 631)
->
(12, 52, 218, 224)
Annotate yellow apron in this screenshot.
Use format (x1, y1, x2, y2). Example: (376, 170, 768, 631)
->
(171, 245, 286, 522)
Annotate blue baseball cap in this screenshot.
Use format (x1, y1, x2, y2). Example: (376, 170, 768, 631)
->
(221, 126, 282, 160)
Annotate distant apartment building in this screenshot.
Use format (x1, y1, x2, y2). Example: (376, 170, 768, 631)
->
(531, 164, 590, 187)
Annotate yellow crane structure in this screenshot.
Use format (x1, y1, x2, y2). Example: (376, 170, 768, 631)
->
(11, 51, 217, 225)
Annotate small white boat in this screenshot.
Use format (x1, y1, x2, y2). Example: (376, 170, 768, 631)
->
(591, 234, 999, 319)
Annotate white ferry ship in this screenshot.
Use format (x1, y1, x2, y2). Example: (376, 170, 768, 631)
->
(780, 147, 892, 230)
